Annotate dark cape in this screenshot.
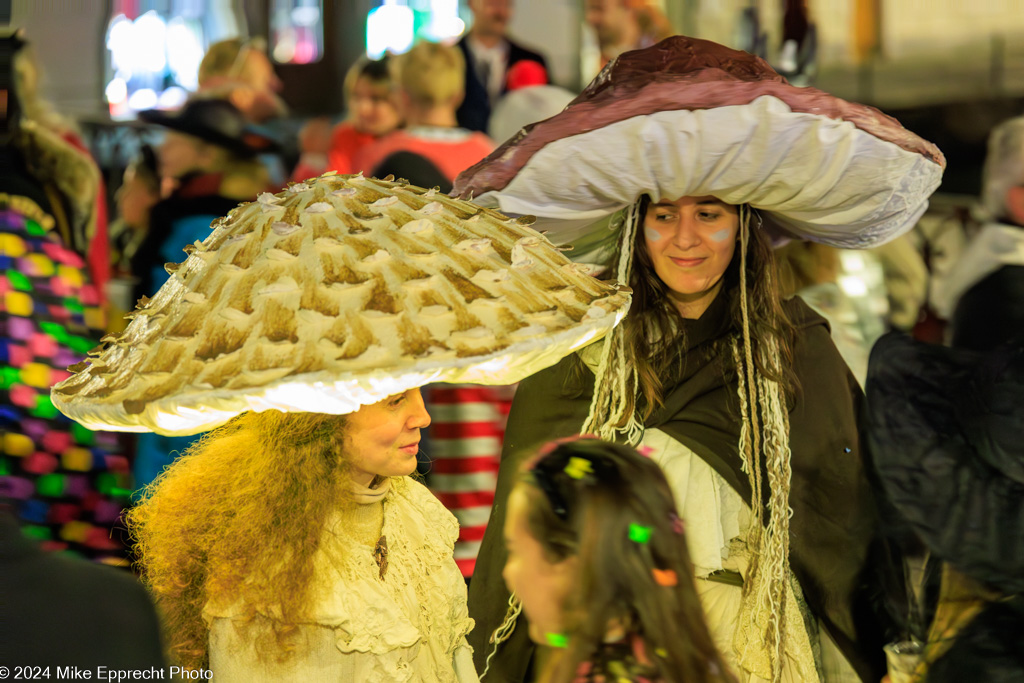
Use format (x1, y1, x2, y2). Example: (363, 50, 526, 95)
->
(467, 292, 895, 683)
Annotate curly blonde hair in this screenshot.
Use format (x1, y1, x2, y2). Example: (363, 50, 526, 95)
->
(126, 410, 357, 669)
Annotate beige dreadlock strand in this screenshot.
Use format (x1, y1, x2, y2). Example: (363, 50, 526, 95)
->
(731, 205, 793, 683)
(480, 594, 523, 680)
(581, 201, 644, 444)
(485, 202, 644, 675)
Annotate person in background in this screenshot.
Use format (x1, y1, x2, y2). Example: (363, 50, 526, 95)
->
(2, 29, 134, 565)
(9, 29, 111, 301)
(293, 55, 402, 180)
(106, 146, 161, 334)
(866, 333, 1024, 683)
(933, 115, 1024, 352)
(583, 0, 674, 72)
(198, 37, 286, 125)
(356, 41, 494, 183)
(502, 437, 735, 683)
(487, 62, 575, 146)
(130, 97, 277, 493)
(198, 37, 288, 188)
(110, 146, 160, 276)
(777, 242, 881, 386)
(0, 508, 166, 668)
(456, 0, 549, 134)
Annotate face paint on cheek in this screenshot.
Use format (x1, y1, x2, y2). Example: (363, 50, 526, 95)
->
(645, 226, 667, 242)
(709, 228, 734, 243)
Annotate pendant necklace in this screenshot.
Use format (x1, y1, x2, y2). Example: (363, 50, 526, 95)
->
(374, 534, 389, 580)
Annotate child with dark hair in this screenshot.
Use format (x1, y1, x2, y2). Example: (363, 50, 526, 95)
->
(502, 437, 735, 683)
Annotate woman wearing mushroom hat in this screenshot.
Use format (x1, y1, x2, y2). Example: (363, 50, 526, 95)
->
(455, 36, 945, 683)
(51, 175, 630, 680)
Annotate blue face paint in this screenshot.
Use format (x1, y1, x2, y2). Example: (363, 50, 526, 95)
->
(709, 228, 733, 243)
(644, 226, 664, 242)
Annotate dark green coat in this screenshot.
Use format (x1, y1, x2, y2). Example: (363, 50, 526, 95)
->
(467, 292, 895, 683)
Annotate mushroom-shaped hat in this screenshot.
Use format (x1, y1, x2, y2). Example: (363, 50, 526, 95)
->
(454, 35, 945, 258)
(51, 174, 631, 436)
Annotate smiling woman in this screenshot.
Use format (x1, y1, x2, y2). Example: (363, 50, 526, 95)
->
(128, 394, 477, 682)
(458, 35, 945, 683)
(640, 196, 740, 319)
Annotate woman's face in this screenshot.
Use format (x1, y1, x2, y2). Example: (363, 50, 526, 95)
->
(116, 166, 160, 229)
(503, 485, 577, 645)
(351, 76, 402, 137)
(642, 195, 739, 318)
(158, 131, 218, 180)
(343, 388, 431, 486)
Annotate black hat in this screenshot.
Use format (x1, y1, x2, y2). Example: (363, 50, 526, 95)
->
(139, 98, 279, 157)
(866, 332, 1024, 593)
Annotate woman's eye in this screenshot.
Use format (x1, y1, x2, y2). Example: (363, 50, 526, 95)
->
(698, 211, 722, 221)
(654, 212, 675, 222)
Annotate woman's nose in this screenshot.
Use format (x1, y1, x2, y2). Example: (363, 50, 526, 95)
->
(407, 389, 432, 429)
(671, 216, 702, 249)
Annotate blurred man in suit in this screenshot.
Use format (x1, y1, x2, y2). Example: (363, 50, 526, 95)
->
(456, 0, 549, 133)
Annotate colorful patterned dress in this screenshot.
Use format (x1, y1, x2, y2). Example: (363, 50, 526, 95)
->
(0, 194, 133, 565)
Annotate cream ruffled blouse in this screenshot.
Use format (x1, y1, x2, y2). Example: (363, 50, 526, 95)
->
(203, 477, 478, 682)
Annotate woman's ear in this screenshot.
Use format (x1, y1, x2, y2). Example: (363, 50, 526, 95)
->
(1006, 186, 1024, 227)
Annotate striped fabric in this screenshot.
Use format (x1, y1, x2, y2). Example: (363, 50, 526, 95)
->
(425, 384, 517, 577)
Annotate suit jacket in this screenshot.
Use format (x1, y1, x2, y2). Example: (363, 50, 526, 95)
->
(456, 35, 549, 134)
(0, 512, 166, 668)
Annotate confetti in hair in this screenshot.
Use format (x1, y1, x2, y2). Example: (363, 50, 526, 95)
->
(628, 523, 653, 544)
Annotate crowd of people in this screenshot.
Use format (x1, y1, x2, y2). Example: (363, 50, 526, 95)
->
(2, 2, 1023, 681)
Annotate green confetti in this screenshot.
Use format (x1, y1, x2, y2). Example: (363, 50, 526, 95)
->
(0, 367, 21, 389)
(68, 336, 94, 354)
(545, 633, 569, 648)
(628, 523, 653, 544)
(7, 270, 32, 291)
(37, 473, 66, 497)
(22, 525, 52, 541)
(25, 219, 46, 236)
(71, 422, 95, 446)
(39, 321, 69, 344)
(96, 472, 118, 495)
(31, 394, 58, 419)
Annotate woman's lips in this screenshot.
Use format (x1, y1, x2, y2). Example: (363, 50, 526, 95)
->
(669, 256, 706, 268)
(399, 442, 420, 455)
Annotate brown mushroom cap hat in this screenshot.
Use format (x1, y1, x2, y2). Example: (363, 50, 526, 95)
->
(454, 35, 946, 260)
(51, 174, 631, 436)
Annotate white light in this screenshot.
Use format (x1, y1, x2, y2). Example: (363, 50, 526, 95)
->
(132, 11, 169, 73)
(291, 6, 320, 25)
(841, 251, 866, 272)
(105, 77, 128, 103)
(838, 275, 869, 298)
(366, 2, 415, 59)
(421, 0, 464, 41)
(127, 88, 159, 111)
(166, 18, 204, 91)
(158, 86, 189, 109)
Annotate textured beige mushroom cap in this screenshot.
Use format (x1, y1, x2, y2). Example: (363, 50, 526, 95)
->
(52, 174, 631, 435)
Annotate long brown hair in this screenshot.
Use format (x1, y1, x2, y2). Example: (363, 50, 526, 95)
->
(616, 196, 796, 424)
(520, 439, 734, 683)
(126, 410, 356, 669)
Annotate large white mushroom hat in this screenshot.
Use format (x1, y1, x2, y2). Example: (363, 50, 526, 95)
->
(51, 174, 631, 436)
(455, 34, 946, 262)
